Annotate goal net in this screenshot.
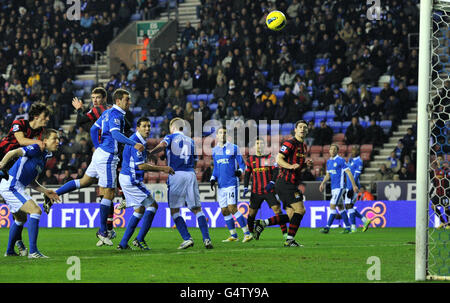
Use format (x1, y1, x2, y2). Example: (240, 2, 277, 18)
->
(422, 0, 450, 281)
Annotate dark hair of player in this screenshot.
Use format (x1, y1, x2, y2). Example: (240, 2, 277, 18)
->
(137, 117, 150, 127)
(28, 102, 51, 121)
(92, 87, 107, 99)
(295, 120, 308, 129)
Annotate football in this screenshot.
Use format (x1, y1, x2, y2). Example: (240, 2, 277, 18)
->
(265, 10, 287, 31)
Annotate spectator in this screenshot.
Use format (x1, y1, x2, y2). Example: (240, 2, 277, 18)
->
(261, 90, 277, 106)
(305, 120, 319, 146)
(61, 169, 74, 184)
(357, 186, 375, 201)
(316, 120, 334, 146)
(363, 119, 385, 146)
(387, 151, 401, 173)
(397, 166, 414, 180)
(250, 97, 265, 121)
(402, 128, 416, 151)
(375, 164, 394, 181)
(273, 99, 288, 124)
(300, 160, 316, 181)
(81, 38, 94, 64)
(279, 65, 296, 89)
(40, 169, 59, 185)
(345, 116, 365, 145)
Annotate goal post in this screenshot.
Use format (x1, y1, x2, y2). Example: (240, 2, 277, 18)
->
(416, 0, 450, 281)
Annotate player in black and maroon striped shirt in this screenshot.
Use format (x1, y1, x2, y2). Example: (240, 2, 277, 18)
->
(72, 87, 109, 132)
(254, 120, 309, 247)
(0, 102, 51, 160)
(243, 137, 287, 238)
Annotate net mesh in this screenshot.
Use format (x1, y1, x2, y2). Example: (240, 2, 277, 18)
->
(427, 1, 450, 280)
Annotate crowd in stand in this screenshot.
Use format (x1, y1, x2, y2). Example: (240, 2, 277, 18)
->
(0, 0, 423, 186)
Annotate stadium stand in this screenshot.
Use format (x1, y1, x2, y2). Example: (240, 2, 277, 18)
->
(0, 0, 421, 196)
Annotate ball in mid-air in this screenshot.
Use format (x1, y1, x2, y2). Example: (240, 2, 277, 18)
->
(265, 10, 286, 31)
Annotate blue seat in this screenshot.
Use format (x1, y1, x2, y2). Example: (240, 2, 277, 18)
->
(206, 94, 214, 102)
(84, 79, 95, 87)
(267, 81, 273, 89)
(131, 107, 142, 115)
(370, 87, 382, 95)
(342, 121, 351, 132)
(186, 94, 197, 103)
(380, 120, 392, 130)
(303, 111, 315, 121)
(315, 111, 327, 121)
(296, 69, 305, 77)
(258, 124, 270, 135)
(360, 120, 368, 128)
(328, 121, 342, 133)
(74, 80, 84, 89)
(149, 116, 156, 124)
(209, 103, 218, 112)
(315, 58, 329, 66)
(197, 94, 208, 102)
(262, 71, 269, 78)
(75, 89, 84, 98)
(274, 91, 285, 99)
(130, 13, 142, 21)
(281, 123, 294, 132)
(326, 110, 335, 120)
(155, 116, 164, 124)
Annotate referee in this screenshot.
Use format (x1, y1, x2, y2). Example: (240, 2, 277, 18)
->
(254, 120, 309, 247)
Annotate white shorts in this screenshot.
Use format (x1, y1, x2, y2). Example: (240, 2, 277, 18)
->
(218, 186, 238, 208)
(85, 147, 119, 188)
(0, 178, 32, 213)
(330, 188, 346, 206)
(119, 174, 155, 209)
(344, 188, 357, 205)
(167, 170, 201, 209)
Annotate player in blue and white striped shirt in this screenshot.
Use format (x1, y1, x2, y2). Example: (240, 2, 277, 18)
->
(117, 117, 174, 250)
(319, 144, 358, 234)
(345, 145, 371, 232)
(0, 129, 61, 258)
(210, 127, 253, 243)
(149, 118, 213, 250)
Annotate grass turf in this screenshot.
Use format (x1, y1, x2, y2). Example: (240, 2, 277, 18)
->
(0, 227, 416, 283)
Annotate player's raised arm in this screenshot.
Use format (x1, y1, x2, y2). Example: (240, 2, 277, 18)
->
(149, 140, 168, 156)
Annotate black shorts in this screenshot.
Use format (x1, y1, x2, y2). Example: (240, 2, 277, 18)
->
(249, 192, 280, 210)
(275, 179, 304, 210)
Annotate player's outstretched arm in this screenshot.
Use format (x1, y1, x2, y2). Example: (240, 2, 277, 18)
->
(138, 163, 174, 175)
(149, 141, 167, 156)
(0, 148, 25, 171)
(31, 180, 61, 203)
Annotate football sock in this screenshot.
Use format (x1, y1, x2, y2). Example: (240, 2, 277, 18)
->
(136, 207, 156, 242)
(56, 179, 81, 196)
(247, 214, 255, 233)
(224, 214, 237, 237)
(233, 211, 250, 235)
(196, 211, 211, 241)
(107, 203, 114, 231)
(326, 209, 337, 228)
(7, 220, 23, 254)
(348, 208, 356, 225)
(280, 223, 288, 235)
(264, 214, 289, 227)
(353, 207, 366, 222)
(172, 213, 191, 241)
(434, 208, 444, 223)
(28, 214, 40, 254)
(99, 198, 112, 233)
(120, 212, 143, 247)
(339, 209, 351, 229)
(287, 213, 303, 239)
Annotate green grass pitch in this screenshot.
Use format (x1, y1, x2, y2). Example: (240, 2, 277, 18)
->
(0, 227, 416, 283)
